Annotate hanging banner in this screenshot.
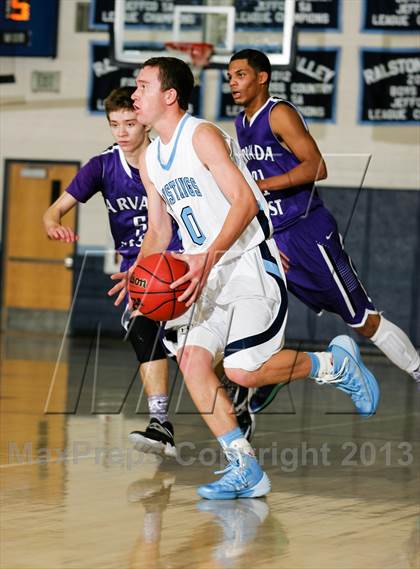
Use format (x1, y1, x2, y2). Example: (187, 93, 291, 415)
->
(359, 49, 420, 123)
(234, 0, 340, 31)
(218, 48, 339, 122)
(88, 43, 202, 116)
(362, 0, 420, 32)
(90, 0, 203, 29)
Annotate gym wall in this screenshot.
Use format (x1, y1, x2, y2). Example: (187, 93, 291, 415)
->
(0, 0, 419, 342)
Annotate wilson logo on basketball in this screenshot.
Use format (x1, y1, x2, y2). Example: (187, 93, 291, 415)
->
(128, 253, 190, 321)
(130, 275, 147, 288)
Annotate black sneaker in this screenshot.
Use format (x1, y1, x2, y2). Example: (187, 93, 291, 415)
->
(129, 418, 177, 458)
(249, 384, 287, 414)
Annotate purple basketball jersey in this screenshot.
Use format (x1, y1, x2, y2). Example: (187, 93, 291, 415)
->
(235, 97, 324, 231)
(272, 207, 376, 326)
(236, 99, 376, 325)
(66, 144, 182, 267)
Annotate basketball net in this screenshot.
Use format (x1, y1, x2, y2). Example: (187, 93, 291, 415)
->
(164, 42, 214, 85)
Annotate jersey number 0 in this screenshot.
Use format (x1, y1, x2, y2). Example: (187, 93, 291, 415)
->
(181, 206, 206, 245)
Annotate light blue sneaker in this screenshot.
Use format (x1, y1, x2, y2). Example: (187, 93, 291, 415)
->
(197, 449, 271, 500)
(314, 335, 380, 416)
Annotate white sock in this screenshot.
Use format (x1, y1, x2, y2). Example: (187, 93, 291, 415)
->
(229, 437, 255, 457)
(308, 352, 334, 379)
(370, 316, 420, 375)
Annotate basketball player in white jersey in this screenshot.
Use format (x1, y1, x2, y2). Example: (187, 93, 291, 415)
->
(110, 57, 380, 500)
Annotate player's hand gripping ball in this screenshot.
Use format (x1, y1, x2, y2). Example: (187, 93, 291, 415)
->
(128, 253, 190, 321)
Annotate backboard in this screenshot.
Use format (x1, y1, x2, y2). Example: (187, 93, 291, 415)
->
(110, 0, 296, 69)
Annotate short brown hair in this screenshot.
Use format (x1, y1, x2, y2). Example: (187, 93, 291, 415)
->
(104, 87, 136, 119)
(142, 57, 194, 111)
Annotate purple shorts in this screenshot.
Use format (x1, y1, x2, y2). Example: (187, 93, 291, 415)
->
(273, 207, 376, 327)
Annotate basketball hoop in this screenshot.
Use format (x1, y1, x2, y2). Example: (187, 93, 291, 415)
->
(164, 41, 214, 84)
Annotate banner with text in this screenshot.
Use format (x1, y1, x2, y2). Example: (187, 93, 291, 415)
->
(218, 48, 339, 122)
(362, 0, 420, 32)
(234, 0, 341, 31)
(359, 49, 420, 123)
(90, 0, 204, 29)
(88, 43, 202, 116)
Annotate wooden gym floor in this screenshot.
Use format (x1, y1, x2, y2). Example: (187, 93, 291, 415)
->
(1, 330, 419, 569)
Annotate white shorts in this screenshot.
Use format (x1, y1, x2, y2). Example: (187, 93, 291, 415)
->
(164, 240, 288, 371)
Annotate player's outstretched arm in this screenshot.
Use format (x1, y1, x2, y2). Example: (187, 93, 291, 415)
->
(258, 104, 327, 193)
(43, 192, 79, 242)
(171, 123, 259, 306)
(108, 150, 173, 307)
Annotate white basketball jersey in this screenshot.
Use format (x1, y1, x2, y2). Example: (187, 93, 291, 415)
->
(145, 114, 272, 263)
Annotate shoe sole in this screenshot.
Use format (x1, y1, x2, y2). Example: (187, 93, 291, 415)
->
(128, 433, 177, 458)
(329, 335, 380, 417)
(197, 472, 271, 500)
(250, 383, 288, 414)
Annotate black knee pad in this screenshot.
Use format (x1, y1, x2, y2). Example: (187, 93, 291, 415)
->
(126, 315, 167, 363)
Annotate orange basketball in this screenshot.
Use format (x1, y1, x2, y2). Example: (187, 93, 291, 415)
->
(128, 252, 190, 321)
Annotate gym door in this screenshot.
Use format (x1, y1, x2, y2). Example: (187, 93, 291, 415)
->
(1, 160, 79, 332)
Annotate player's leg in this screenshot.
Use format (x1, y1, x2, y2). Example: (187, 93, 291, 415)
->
(295, 214, 420, 381)
(223, 240, 380, 417)
(251, 207, 419, 413)
(164, 312, 256, 442)
(225, 336, 380, 417)
(249, 213, 339, 413)
(216, 360, 255, 442)
(176, 342, 270, 500)
(139, 358, 168, 409)
(286, 209, 420, 380)
(178, 346, 238, 436)
(179, 242, 378, 500)
(126, 314, 176, 457)
(192, 310, 380, 497)
(168, 295, 270, 499)
(353, 313, 420, 383)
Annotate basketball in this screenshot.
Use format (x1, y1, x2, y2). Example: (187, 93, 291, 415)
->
(128, 252, 190, 321)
